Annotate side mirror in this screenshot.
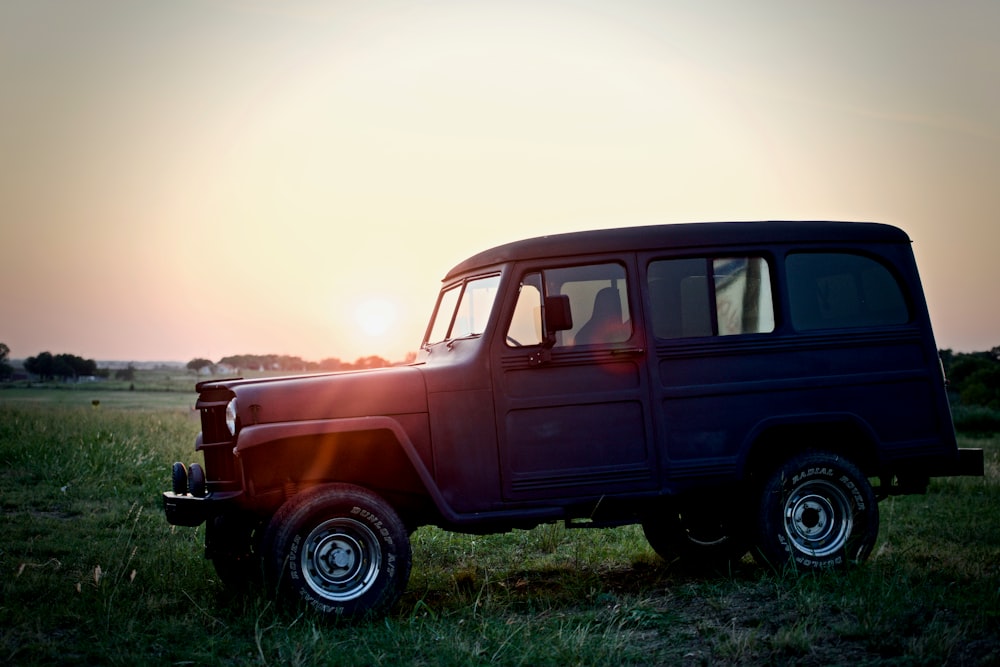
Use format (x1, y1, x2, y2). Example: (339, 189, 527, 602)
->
(544, 295, 573, 334)
(530, 295, 573, 365)
(528, 294, 573, 365)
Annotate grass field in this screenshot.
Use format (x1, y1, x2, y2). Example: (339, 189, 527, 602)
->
(1, 388, 997, 665)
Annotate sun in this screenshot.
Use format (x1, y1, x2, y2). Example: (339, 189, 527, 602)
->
(355, 298, 398, 337)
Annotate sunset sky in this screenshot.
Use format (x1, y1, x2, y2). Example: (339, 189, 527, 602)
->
(2, 0, 998, 364)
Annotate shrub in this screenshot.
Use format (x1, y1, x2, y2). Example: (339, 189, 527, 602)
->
(952, 404, 1000, 435)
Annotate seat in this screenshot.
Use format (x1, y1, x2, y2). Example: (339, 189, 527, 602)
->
(574, 287, 628, 346)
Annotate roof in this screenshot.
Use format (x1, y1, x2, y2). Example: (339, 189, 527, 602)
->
(444, 220, 909, 280)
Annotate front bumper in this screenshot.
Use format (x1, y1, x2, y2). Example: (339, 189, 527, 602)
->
(162, 490, 242, 527)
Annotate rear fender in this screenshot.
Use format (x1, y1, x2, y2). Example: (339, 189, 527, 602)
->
(737, 413, 881, 483)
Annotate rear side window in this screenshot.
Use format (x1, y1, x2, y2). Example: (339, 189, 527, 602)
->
(786, 253, 909, 331)
(647, 257, 774, 339)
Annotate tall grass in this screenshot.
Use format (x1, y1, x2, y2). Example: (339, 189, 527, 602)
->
(1, 395, 997, 665)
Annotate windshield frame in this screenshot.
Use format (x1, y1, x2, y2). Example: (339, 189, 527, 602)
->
(422, 273, 502, 348)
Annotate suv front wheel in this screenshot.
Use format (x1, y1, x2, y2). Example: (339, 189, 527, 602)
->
(265, 483, 412, 621)
(755, 451, 878, 570)
(206, 511, 265, 590)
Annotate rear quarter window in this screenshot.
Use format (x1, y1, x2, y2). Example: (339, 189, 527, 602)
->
(786, 252, 909, 331)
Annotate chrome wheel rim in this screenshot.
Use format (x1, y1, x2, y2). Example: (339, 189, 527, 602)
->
(300, 517, 381, 602)
(782, 479, 853, 558)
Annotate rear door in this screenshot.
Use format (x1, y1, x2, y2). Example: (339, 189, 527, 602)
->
(640, 252, 778, 486)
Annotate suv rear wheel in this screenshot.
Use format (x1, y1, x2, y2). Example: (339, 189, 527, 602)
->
(264, 484, 411, 621)
(755, 451, 878, 570)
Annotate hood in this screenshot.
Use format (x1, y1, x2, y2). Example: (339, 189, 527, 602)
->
(206, 366, 428, 426)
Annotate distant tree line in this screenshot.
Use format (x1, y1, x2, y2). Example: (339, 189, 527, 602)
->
(0, 345, 138, 382)
(0, 343, 415, 384)
(187, 353, 416, 376)
(23, 351, 103, 382)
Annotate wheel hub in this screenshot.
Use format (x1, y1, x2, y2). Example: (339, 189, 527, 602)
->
(328, 546, 353, 569)
(792, 498, 830, 537)
(783, 480, 852, 558)
(300, 518, 381, 602)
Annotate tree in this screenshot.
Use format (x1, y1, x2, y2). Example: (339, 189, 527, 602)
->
(186, 358, 216, 375)
(351, 355, 391, 370)
(318, 357, 347, 371)
(0, 343, 12, 380)
(23, 351, 96, 381)
(24, 351, 55, 380)
(52, 355, 75, 380)
(217, 354, 320, 373)
(115, 363, 136, 382)
(60, 353, 96, 378)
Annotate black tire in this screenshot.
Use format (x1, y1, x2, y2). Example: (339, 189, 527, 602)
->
(206, 512, 265, 590)
(188, 463, 207, 498)
(755, 451, 878, 570)
(264, 484, 411, 621)
(171, 462, 188, 495)
(643, 493, 750, 569)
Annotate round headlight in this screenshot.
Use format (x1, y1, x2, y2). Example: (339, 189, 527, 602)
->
(225, 398, 238, 436)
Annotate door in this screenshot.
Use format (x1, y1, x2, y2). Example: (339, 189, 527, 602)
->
(492, 259, 657, 500)
(641, 253, 778, 483)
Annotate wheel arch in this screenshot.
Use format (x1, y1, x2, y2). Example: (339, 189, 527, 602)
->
(738, 413, 882, 485)
(234, 416, 457, 526)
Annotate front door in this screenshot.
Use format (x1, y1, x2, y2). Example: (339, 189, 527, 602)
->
(492, 258, 657, 501)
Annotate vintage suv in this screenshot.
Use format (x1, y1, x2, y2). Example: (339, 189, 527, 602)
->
(164, 221, 983, 620)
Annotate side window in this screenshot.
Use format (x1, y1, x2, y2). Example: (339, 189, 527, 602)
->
(506, 273, 544, 346)
(787, 253, 909, 330)
(505, 263, 631, 347)
(647, 257, 774, 339)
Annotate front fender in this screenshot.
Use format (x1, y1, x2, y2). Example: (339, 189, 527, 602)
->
(234, 416, 463, 524)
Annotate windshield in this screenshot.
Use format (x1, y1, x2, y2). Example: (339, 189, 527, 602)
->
(425, 274, 501, 345)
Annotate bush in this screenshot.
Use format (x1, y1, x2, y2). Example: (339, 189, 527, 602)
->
(943, 349, 1000, 412)
(952, 404, 1000, 435)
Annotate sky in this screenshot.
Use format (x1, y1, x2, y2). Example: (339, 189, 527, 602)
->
(2, 0, 998, 364)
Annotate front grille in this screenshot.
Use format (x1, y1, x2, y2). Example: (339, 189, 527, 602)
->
(200, 405, 230, 445)
(196, 395, 239, 491)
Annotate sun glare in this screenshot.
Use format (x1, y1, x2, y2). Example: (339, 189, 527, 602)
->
(355, 298, 398, 337)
